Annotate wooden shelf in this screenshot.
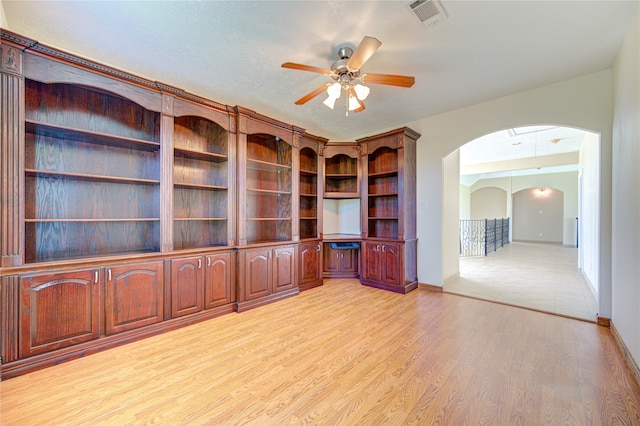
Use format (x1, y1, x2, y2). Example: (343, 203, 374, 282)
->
(368, 192, 398, 197)
(174, 147, 228, 162)
(368, 170, 398, 178)
(174, 217, 227, 221)
(25, 119, 160, 152)
(247, 158, 292, 171)
(247, 188, 291, 195)
(25, 169, 160, 185)
(300, 169, 317, 176)
(326, 173, 357, 179)
(174, 182, 227, 191)
(25, 218, 160, 223)
(247, 217, 292, 221)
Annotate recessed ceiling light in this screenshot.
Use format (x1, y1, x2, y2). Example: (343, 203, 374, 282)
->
(512, 141, 522, 146)
(550, 138, 561, 144)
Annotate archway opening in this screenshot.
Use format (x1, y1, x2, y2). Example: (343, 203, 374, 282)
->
(446, 124, 600, 321)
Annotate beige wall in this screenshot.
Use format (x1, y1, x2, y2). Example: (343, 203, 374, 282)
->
(323, 198, 360, 235)
(408, 69, 613, 319)
(470, 187, 507, 220)
(512, 188, 564, 243)
(0, 1, 7, 28)
(612, 5, 640, 375)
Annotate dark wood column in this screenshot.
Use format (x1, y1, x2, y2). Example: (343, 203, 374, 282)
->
(0, 37, 26, 267)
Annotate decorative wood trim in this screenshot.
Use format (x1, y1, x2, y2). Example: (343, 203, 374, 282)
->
(0, 30, 38, 52)
(0, 70, 24, 267)
(160, 97, 174, 252)
(418, 282, 443, 292)
(610, 321, 640, 389)
(234, 106, 300, 141)
(597, 316, 611, 327)
(1, 276, 19, 365)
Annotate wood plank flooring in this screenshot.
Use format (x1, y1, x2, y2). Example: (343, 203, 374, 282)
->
(2, 278, 640, 425)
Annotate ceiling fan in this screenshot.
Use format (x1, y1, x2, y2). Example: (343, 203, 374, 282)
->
(282, 36, 415, 115)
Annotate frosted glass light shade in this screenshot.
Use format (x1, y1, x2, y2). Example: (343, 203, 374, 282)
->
(323, 95, 338, 109)
(354, 84, 370, 100)
(348, 95, 360, 111)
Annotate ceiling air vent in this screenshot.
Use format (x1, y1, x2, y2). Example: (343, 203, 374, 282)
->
(407, 0, 448, 27)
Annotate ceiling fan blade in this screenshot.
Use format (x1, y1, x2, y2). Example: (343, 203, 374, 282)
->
(347, 36, 382, 70)
(295, 84, 329, 105)
(282, 62, 332, 75)
(361, 73, 415, 88)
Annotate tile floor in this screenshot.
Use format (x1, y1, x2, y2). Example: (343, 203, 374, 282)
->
(444, 241, 598, 322)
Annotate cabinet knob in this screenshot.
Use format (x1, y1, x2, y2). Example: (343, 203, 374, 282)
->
(94, 271, 98, 284)
(207, 257, 211, 267)
(198, 258, 202, 269)
(107, 269, 112, 281)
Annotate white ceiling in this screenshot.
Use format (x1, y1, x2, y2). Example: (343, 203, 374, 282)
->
(2, 0, 638, 142)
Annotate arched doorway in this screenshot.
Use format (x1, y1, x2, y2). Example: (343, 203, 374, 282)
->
(446, 125, 599, 321)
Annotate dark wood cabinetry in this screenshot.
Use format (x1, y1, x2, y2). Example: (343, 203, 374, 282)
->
(236, 245, 297, 312)
(323, 143, 360, 198)
(105, 261, 164, 335)
(19, 269, 100, 357)
(297, 134, 325, 291)
(24, 79, 161, 262)
(235, 108, 301, 311)
(173, 113, 231, 250)
(0, 31, 419, 379)
(299, 241, 322, 290)
(204, 252, 235, 309)
(170, 256, 204, 318)
(170, 251, 235, 317)
(358, 128, 420, 294)
(323, 243, 359, 278)
(361, 241, 401, 288)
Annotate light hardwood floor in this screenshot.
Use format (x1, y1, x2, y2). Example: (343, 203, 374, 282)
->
(1, 279, 639, 425)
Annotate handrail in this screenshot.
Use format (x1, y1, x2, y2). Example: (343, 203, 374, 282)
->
(459, 218, 510, 257)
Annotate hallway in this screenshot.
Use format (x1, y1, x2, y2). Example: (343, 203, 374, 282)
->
(444, 242, 598, 321)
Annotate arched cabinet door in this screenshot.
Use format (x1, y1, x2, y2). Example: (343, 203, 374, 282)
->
(105, 261, 164, 335)
(20, 268, 100, 357)
(205, 252, 235, 309)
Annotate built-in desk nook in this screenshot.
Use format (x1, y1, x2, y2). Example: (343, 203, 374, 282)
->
(322, 234, 361, 278)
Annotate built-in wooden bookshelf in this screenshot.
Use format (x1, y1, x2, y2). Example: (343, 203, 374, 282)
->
(24, 80, 161, 262)
(245, 134, 292, 244)
(367, 146, 399, 240)
(323, 143, 360, 198)
(299, 147, 318, 240)
(358, 128, 420, 294)
(1, 30, 419, 380)
(173, 115, 229, 250)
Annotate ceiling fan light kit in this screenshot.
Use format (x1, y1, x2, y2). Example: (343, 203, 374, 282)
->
(282, 36, 415, 116)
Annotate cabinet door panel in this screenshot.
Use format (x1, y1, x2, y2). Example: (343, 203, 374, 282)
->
(341, 249, 359, 274)
(105, 261, 164, 335)
(323, 243, 340, 273)
(245, 249, 271, 300)
(299, 243, 321, 285)
(273, 247, 296, 293)
(362, 242, 381, 281)
(170, 256, 204, 318)
(381, 244, 400, 285)
(205, 252, 234, 308)
(19, 269, 100, 357)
